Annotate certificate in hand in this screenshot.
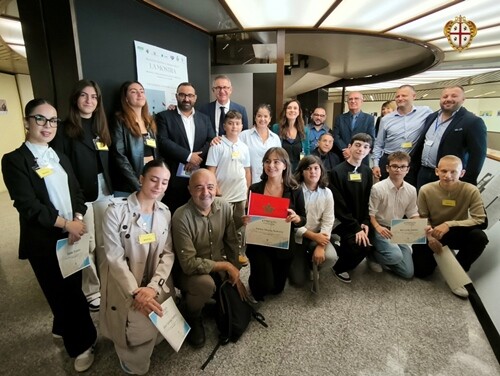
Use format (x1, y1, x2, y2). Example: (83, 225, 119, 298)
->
(55, 233, 91, 278)
(390, 218, 427, 244)
(149, 297, 191, 352)
(246, 192, 291, 249)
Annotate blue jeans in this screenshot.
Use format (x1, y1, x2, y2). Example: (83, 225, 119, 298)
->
(371, 231, 414, 279)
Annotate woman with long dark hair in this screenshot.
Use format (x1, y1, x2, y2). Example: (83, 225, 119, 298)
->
(52, 79, 112, 311)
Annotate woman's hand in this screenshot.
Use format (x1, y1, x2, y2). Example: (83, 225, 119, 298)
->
(132, 287, 163, 317)
(66, 220, 86, 244)
(286, 209, 301, 224)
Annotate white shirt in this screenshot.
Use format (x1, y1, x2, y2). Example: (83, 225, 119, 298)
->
(206, 136, 250, 202)
(177, 108, 196, 161)
(369, 178, 418, 227)
(239, 127, 282, 184)
(295, 184, 335, 244)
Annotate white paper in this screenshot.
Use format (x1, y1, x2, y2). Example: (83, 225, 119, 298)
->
(434, 246, 472, 290)
(245, 216, 291, 249)
(55, 234, 91, 278)
(149, 297, 190, 352)
(390, 218, 427, 244)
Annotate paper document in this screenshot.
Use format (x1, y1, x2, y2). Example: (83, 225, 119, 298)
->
(149, 297, 190, 352)
(390, 218, 427, 244)
(55, 234, 91, 278)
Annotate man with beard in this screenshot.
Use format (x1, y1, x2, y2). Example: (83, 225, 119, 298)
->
(156, 82, 215, 212)
(413, 86, 487, 190)
(306, 107, 330, 152)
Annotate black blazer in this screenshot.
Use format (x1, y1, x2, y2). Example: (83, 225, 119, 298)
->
(1, 144, 86, 259)
(51, 119, 112, 202)
(197, 101, 249, 135)
(414, 106, 487, 185)
(156, 109, 215, 174)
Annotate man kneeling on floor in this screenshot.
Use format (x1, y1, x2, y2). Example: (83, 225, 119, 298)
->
(172, 169, 247, 348)
(412, 155, 488, 297)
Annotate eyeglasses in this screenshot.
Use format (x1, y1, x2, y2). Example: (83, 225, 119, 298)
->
(213, 86, 231, 92)
(27, 115, 60, 128)
(312, 113, 326, 117)
(176, 93, 196, 100)
(388, 164, 409, 171)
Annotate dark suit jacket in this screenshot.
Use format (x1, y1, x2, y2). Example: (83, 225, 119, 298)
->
(1, 144, 86, 259)
(51, 119, 112, 202)
(414, 106, 487, 185)
(156, 109, 215, 211)
(197, 100, 249, 135)
(333, 111, 375, 164)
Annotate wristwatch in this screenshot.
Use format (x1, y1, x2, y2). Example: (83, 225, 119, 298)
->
(75, 213, 84, 221)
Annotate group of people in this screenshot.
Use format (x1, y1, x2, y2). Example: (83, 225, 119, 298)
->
(1, 76, 489, 374)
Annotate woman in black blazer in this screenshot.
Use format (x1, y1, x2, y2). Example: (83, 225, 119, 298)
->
(110, 81, 159, 196)
(51, 79, 112, 312)
(245, 147, 306, 301)
(1, 99, 97, 372)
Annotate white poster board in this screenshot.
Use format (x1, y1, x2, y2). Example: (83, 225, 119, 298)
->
(134, 40, 188, 115)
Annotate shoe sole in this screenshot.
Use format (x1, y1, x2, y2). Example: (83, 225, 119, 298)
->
(334, 274, 351, 283)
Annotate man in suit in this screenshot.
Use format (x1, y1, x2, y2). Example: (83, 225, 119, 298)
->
(156, 82, 215, 213)
(414, 85, 487, 190)
(333, 91, 375, 165)
(197, 74, 249, 135)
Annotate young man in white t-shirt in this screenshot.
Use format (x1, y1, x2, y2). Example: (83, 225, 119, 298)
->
(207, 110, 251, 265)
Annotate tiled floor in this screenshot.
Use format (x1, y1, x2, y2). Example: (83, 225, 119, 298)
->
(0, 191, 499, 376)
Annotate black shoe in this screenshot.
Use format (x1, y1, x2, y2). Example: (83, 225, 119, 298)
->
(187, 316, 205, 348)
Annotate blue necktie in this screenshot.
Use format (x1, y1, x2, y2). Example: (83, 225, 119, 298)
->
(351, 114, 357, 130)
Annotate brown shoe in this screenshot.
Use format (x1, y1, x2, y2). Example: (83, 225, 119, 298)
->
(239, 255, 249, 266)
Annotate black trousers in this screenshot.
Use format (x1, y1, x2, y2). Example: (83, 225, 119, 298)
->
(246, 244, 293, 301)
(412, 226, 488, 278)
(333, 234, 370, 273)
(416, 166, 438, 191)
(29, 244, 97, 357)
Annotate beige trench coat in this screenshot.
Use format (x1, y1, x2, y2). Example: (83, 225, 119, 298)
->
(100, 193, 174, 348)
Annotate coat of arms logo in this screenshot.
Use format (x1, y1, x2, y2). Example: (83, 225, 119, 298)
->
(444, 16, 477, 52)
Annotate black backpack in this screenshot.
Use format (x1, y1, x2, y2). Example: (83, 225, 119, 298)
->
(201, 280, 267, 370)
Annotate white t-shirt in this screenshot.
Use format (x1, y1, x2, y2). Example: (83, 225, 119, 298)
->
(206, 136, 250, 202)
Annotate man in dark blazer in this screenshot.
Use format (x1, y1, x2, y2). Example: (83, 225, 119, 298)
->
(333, 91, 375, 165)
(414, 85, 487, 190)
(156, 82, 215, 213)
(197, 74, 249, 135)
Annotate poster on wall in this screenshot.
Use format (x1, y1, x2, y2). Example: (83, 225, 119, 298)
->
(134, 40, 188, 115)
(0, 99, 7, 115)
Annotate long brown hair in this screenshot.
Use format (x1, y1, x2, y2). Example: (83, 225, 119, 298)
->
(260, 147, 299, 189)
(115, 81, 156, 138)
(278, 99, 305, 140)
(65, 79, 111, 145)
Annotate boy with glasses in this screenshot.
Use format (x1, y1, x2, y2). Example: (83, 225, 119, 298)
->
(368, 151, 418, 278)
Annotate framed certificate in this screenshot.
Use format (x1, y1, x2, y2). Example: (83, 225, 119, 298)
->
(390, 218, 427, 244)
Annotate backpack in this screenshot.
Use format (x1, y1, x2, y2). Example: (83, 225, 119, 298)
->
(201, 280, 267, 370)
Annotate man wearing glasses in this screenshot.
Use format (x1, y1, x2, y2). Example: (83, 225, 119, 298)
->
(198, 75, 249, 135)
(333, 92, 375, 165)
(156, 82, 215, 213)
(368, 151, 418, 278)
(307, 107, 330, 152)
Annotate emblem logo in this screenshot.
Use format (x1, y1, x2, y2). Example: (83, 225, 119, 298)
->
(444, 16, 477, 52)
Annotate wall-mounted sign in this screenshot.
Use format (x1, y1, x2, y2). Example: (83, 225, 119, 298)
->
(444, 16, 477, 52)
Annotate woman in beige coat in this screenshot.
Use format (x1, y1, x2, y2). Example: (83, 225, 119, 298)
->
(101, 158, 175, 375)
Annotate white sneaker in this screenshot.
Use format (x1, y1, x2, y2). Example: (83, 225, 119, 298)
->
(367, 259, 383, 273)
(452, 286, 469, 298)
(88, 297, 100, 312)
(74, 343, 95, 372)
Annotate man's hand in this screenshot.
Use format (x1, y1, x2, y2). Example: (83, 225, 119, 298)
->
(431, 223, 449, 240)
(372, 166, 381, 179)
(342, 148, 351, 159)
(226, 262, 240, 285)
(210, 136, 223, 146)
(312, 246, 326, 265)
(235, 279, 249, 301)
(189, 151, 203, 166)
(427, 235, 443, 254)
(376, 225, 392, 239)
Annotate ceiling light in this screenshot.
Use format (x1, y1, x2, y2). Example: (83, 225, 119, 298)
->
(0, 16, 24, 45)
(464, 89, 475, 93)
(474, 91, 496, 97)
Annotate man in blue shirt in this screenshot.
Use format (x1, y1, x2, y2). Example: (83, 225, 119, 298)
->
(372, 85, 433, 185)
(307, 107, 330, 152)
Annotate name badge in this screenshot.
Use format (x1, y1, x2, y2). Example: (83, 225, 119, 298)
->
(35, 167, 54, 178)
(94, 140, 109, 151)
(145, 138, 157, 148)
(231, 150, 240, 159)
(442, 199, 456, 207)
(348, 172, 362, 182)
(401, 142, 412, 148)
(139, 233, 156, 244)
